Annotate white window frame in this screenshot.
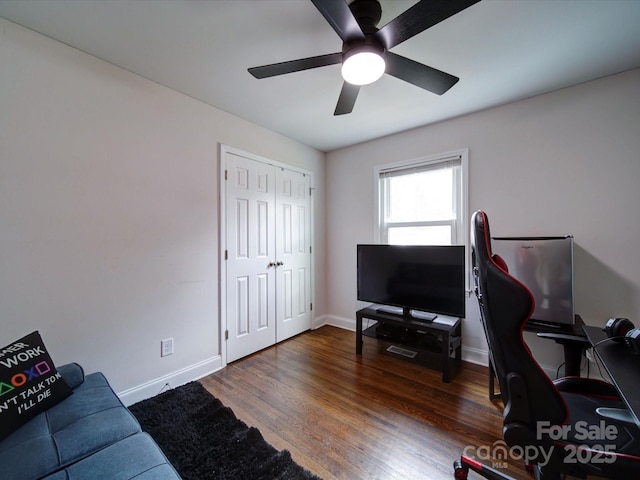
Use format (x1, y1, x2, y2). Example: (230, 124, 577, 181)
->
(374, 148, 470, 289)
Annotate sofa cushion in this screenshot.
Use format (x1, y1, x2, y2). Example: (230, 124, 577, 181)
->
(0, 331, 73, 441)
(0, 371, 141, 480)
(42, 433, 182, 480)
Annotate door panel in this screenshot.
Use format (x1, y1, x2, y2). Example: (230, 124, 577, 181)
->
(225, 153, 276, 363)
(275, 168, 311, 342)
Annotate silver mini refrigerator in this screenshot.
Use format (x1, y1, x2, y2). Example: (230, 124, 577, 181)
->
(491, 235, 575, 326)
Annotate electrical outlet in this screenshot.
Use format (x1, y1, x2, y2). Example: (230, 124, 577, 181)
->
(161, 338, 174, 357)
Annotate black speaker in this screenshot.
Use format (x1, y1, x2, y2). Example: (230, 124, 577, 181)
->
(604, 317, 635, 340)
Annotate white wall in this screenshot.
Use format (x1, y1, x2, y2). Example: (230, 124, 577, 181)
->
(324, 68, 640, 374)
(0, 17, 326, 403)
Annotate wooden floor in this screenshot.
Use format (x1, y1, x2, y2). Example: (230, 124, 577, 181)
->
(200, 326, 532, 480)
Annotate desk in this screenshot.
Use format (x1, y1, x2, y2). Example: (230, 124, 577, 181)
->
(583, 325, 640, 428)
(355, 307, 462, 383)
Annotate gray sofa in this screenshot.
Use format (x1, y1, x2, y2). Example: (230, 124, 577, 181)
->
(0, 363, 181, 480)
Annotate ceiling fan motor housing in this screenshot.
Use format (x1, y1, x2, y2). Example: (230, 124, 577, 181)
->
(342, 0, 385, 62)
(349, 0, 382, 34)
(342, 37, 385, 61)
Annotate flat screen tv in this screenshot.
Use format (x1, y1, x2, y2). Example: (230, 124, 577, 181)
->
(357, 244, 466, 321)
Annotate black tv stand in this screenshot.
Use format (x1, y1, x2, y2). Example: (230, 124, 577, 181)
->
(356, 307, 462, 383)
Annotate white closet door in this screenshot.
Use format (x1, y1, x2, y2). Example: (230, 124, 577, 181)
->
(225, 152, 276, 363)
(223, 148, 313, 363)
(275, 168, 312, 342)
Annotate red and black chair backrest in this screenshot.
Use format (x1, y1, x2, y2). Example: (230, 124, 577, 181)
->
(471, 211, 567, 439)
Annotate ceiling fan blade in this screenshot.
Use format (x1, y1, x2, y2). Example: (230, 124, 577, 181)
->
(385, 52, 459, 95)
(334, 82, 360, 115)
(248, 52, 342, 79)
(311, 0, 365, 43)
(377, 0, 480, 49)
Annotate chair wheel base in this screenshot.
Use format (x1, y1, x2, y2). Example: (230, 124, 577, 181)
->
(453, 454, 516, 480)
(453, 459, 468, 479)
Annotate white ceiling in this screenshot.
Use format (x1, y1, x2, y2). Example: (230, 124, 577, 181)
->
(1, 0, 639, 152)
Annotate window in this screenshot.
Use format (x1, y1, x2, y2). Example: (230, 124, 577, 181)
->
(376, 149, 468, 247)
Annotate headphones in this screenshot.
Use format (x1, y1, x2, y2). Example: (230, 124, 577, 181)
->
(625, 329, 640, 355)
(604, 317, 640, 354)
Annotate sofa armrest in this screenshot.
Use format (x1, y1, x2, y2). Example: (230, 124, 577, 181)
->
(57, 363, 85, 389)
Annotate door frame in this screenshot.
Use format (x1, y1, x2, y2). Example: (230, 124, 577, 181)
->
(218, 144, 314, 367)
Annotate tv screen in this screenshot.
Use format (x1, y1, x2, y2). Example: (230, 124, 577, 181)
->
(357, 244, 465, 319)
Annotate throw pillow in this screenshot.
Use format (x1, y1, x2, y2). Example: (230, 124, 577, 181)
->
(0, 331, 73, 440)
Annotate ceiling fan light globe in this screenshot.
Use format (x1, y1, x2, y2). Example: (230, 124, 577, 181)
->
(341, 51, 385, 86)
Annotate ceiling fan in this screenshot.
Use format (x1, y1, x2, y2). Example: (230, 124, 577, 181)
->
(248, 0, 480, 115)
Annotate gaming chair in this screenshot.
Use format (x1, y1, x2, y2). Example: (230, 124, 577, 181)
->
(454, 210, 640, 480)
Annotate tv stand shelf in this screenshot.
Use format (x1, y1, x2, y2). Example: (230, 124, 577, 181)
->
(356, 307, 462, 383)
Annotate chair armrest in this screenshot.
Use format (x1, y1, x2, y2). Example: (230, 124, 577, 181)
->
(57, 362, 85, 389)
(554, 376, 620, 400)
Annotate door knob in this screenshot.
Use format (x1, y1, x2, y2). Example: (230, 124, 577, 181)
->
(276, 261, 284, 267)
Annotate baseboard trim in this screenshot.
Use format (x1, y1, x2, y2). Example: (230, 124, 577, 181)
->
(461, 346, 489, 367)
(312, 314, 356, 331)
(117, 355, 224, 406)
(116, 324, 571, 407)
